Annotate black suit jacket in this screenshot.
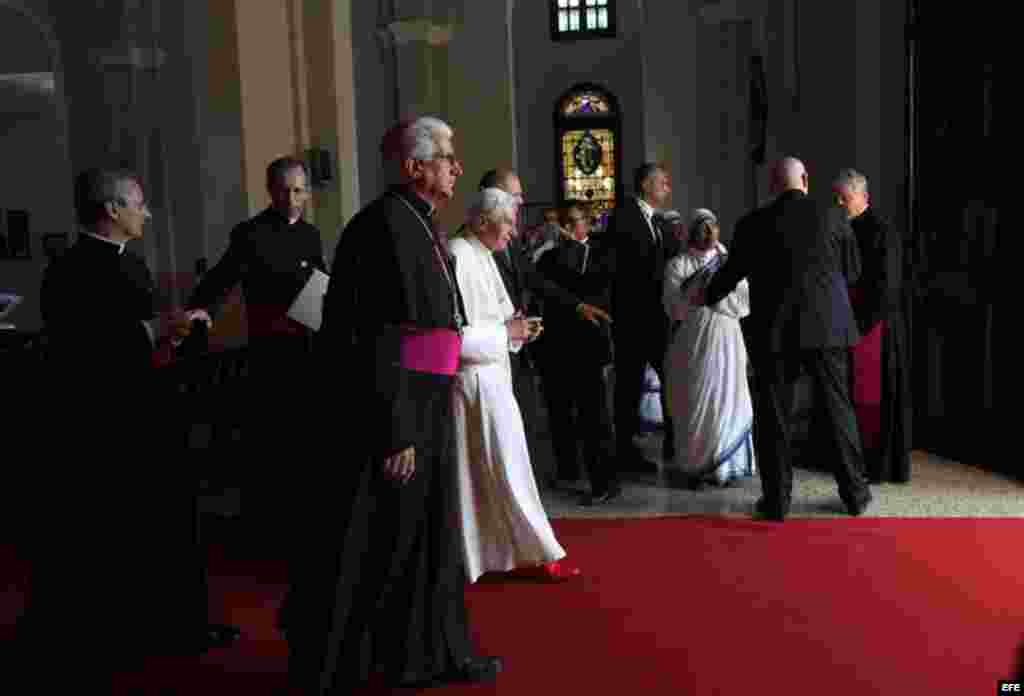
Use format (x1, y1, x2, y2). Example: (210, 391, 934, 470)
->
(188, 208, 326, 337)
(493, 234, 581, 315)
(705, 189, 861, 354)
(536, 237, 614, 367)
(606, 197, 682, 329)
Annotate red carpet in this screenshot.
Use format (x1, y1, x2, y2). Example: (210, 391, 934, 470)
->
(3, 516, 1023, 695)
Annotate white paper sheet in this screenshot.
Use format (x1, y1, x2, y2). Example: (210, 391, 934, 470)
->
(286, 269, 329, 331)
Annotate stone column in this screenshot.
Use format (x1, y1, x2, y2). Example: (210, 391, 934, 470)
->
(299, 0, 360, 258)
(384, 17, 453, 120)
(445, 0, 518, 231)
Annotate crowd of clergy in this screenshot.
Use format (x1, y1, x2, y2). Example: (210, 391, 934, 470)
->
(19, 113, 910, 692)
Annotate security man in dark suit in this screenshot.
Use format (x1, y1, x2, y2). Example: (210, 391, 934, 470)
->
(702, 157, 872, 521)
(605, 163, 682, 489)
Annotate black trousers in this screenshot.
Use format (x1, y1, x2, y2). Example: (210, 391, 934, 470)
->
(542, 358, 616, 494)
(244, 333, 315, 548)
(612, 324, 674, 462)
(754, 347, 870, 514)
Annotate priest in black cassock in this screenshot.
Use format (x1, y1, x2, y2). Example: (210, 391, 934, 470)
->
(833, 168, 913, 483)
(186, 156, 327, 544)
(283, 116, 502, 692)
(23, 168, 229, 689)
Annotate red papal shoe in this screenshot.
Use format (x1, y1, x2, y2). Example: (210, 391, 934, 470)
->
(538, 560, 582, 582)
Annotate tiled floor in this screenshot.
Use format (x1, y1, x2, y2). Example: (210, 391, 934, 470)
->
(537, 430, 1024, 519)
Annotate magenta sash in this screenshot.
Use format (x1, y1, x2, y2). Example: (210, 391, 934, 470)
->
(848, 287, 884, 451)
(398, 327, 462, 376)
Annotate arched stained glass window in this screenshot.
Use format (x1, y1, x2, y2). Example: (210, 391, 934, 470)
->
(554, 84, 622, 219)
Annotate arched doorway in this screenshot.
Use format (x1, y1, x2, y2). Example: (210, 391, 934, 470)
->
(553, 83, 622, 223)
(0, 2, 72, 331)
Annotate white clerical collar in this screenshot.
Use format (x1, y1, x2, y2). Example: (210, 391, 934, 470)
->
(636, 197, 655, 220)
(85, 232, 126, 255)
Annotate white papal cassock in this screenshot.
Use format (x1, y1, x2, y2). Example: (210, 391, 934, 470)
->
(448, 235, 565, 583)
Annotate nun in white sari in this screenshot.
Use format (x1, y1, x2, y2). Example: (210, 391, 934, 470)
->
(448, 188, 580, 584)
(663, 208, 756, 487)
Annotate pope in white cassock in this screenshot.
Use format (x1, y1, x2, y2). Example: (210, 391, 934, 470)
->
(448, 188, 580, 584)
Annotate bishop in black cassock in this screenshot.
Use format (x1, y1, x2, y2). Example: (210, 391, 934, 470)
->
(847, 206, 912, 483)
(833, 169, 912, 483)
(284, 118, 500, 693)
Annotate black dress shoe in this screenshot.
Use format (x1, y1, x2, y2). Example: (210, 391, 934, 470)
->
(392, 656, 503, 688)
(754, 498, 787, 522)
(844, 490, 873, 517)
(200, 624, 241, 652)
(449, 655, 502, 684)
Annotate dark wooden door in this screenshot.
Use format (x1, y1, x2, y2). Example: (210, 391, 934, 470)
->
(908, 2, 1005, 471)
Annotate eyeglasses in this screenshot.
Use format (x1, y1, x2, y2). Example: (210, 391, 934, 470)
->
(115, 197, 149, 213)
(434, 152, 459, 167)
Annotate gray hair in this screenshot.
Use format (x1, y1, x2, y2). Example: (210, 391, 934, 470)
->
(468, 187, 517, 226)
(834, 168, 869, 194)
(396, 116, 453, 161)
(73, 168, 140, 227)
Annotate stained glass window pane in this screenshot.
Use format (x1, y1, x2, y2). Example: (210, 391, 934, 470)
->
(569, 9, 580, 30)
(568, 0, 579, 7)
(586, 8, 596, 28)
(597, 8, 608, 29)
(561, 90, 612, 116)
(561, 129, 617, 217)
(585, 0, 597, 6)
(559, 10, 568, 32)
(559, 0, 569, 7)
